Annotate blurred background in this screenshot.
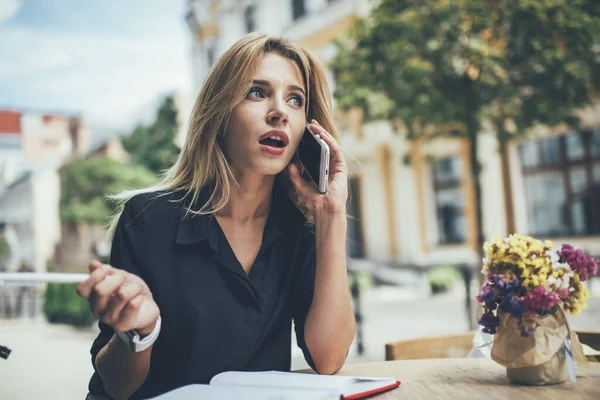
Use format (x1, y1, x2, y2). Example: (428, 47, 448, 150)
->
(1, 0, 599, 399)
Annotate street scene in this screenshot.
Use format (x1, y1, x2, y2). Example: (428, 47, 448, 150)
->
(1, 0, 600, 399)
(2, 280, 599, 399)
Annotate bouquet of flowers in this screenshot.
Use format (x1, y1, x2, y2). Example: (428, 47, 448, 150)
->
(476, 234, 598, 385)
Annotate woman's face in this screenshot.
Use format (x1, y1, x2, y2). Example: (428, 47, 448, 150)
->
(223, 53, 307, 177)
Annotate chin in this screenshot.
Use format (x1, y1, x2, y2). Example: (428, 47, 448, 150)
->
(254, 159, 290, 177)
(258, 165, 287, 177)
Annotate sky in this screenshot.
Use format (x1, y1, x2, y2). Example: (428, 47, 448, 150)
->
(0, 0, 191, 144)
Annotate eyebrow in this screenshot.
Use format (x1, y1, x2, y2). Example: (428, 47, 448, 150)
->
(252, 79, 306, 97)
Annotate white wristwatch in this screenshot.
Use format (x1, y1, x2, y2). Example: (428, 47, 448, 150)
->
(116, 316, 162, 352)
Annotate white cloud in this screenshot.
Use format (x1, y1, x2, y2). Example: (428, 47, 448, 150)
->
(0, 1, 192, 134)
(0, 0, 21, 25)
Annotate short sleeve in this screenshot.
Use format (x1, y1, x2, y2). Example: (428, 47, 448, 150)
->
(88, 203, 146, 396)
(292, 228, 317, 372)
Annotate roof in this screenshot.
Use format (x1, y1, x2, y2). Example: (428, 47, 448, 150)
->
(0, 109, 82, 135)
(0, 111, 21, 134)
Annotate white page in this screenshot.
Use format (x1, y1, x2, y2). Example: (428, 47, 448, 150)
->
(147, 383, 338, 400)
(210, 370, 395, 395)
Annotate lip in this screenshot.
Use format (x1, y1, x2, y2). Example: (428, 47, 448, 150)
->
(259, 130, 290, 146)
(259, 143, 285, 156)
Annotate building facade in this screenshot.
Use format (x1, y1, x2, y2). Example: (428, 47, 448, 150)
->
(184, 0, 600, 271)
(0, 110, 90, 273)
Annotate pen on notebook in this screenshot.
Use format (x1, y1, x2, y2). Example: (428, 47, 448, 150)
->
(0, 272, 89, 287)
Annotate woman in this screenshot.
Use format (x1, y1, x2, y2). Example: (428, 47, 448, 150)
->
(77, 32, 355, 400)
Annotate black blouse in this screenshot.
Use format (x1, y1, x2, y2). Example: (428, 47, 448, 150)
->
(87, 182, 317, 399)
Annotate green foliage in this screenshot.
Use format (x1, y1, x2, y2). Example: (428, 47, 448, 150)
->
(333, 0, 600, 252)
(427, 265, 461, 295)
(60, 157, 157, 224)
(43, 283, 95, 327)
(122, 95, 181, 175)
(333, 0, 600, 137)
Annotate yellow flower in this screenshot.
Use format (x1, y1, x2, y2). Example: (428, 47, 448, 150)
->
(538, 275, 547, 286)
(531, 244, 543, 253)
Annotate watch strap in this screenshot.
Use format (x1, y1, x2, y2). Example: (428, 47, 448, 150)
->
(116, 316, 161, 352)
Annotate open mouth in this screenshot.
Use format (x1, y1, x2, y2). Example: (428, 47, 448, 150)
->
(258, 130, 289, 149)
(259, 137, 286, 148)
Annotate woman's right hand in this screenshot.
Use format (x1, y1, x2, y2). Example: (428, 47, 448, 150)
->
(77, 261, 160, 336)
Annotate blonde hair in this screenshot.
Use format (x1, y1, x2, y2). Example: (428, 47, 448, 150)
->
(107, 32, 340, 239)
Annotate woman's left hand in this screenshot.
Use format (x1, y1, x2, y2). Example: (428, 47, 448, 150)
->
(288, 119, 348, 215)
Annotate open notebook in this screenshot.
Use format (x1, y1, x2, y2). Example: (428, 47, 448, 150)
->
(149, 370, 401, 400)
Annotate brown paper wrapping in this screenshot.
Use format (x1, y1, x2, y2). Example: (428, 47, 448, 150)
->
(490, 309, 587, 385)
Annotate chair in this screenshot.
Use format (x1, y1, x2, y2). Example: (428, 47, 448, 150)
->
(574, 330, 600, 363)
(384, 330, 599, 363)
(385, 332, 475, 361)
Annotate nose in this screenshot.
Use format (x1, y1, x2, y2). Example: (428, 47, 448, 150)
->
(266, 97, 288, 126)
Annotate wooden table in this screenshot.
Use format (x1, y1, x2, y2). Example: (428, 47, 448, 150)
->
(334, 358, 600, 399)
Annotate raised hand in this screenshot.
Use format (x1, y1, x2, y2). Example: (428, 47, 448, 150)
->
(77, 261, 160, 335)
(288, 119, 348, 215)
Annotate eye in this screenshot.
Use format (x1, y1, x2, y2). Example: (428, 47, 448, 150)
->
(289, 95, 304, 107)
(247, 87, 265, 99)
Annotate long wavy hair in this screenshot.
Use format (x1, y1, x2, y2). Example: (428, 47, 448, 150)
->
(107, 32, 340, 239)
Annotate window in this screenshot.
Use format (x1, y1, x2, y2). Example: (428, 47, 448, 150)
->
(520, 129, 600, 237)
(346, 177, 365, 258)
(432, 157, 467, 244)
(244, 5, 256, 33)
(292, 0, 306, 21)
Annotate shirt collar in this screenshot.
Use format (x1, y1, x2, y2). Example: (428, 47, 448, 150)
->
(175, 179, 307, 247)
(175, 187, 213, 246)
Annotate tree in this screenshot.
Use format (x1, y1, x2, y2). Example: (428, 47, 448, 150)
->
(122, 95, 181, 175)
(59, 157, 157, 225)
(333, 0, 600, 257)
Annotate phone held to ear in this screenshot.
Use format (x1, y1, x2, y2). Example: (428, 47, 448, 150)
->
(296, 126, 330, 194)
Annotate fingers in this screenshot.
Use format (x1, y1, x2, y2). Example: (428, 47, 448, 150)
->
(88, 260, 103, 273)
(309, 120, 347, 174)
(76, 264, 113, 299)
(288, 163, 314, 199)
(89, 270, 127, 317)
(102, 281, 144, 326)
(76, 261, 157, 332)
(309, 120, 342, 155)
(115, 295, 145, 332)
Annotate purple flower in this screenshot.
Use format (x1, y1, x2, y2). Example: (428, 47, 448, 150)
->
(521, 285, 559, 311)
(477, 311, 500, 335)
(499, 292, 527, 318)
(476, 283, 497, 303)
(483, 326, 497, 334)
(478, 311, 499, 335)
(492, 273, 520, 292)
(559, 245, 599, 281)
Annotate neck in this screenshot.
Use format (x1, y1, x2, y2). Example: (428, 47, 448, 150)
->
(216, 171, 275, 221)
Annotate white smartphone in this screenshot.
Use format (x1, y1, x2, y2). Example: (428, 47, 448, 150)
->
(296, 126, 330, 194)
